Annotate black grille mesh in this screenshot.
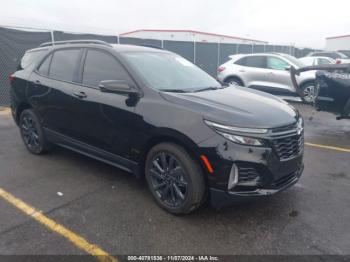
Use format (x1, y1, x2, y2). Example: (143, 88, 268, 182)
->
(237, 166, 261, 186)
(272, 134, 304, 160)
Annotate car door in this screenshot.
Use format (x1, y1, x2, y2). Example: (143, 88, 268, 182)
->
(70, 48, 137, 158)
(265, 56, 295, 94)
(235, 55, 268, 88)
(28, 48, 83, 137)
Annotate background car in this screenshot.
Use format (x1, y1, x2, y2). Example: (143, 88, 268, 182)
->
(217, 53, 316, 103)
(307, 51, 350, 64)
(290, 63, 350, 120)
(299, 56, 335, 66)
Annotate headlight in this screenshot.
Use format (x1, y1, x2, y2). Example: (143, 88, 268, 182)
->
(204, 120, 266, 146)
(204, 120, 268, 134)
(297, 117, 304, 135)
(217, 131, 264, 146)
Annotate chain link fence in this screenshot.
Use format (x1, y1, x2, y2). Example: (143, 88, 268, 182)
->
(0, 25, 316, 106)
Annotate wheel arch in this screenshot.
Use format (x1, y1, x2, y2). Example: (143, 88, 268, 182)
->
(15, 102, 32, 124)
(138, 128, 210, 181)
(223, 75, 245, 86)
(300, 79, 315, 89)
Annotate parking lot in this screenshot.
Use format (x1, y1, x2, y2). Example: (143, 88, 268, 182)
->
(0, 103, 349, 258)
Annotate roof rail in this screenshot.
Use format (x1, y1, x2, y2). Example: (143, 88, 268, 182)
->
(138, 44, 164, 50)
(39, 39, 111, 47)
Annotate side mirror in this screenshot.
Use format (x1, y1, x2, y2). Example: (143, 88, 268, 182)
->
(99, 80, 139, 95)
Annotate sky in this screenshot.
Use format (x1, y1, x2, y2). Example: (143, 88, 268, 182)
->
(0, 0, 349, 49)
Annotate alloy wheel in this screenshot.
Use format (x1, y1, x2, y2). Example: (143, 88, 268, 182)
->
(228, 80, 240, 86)
(303, 85, 316, 103)
(149, 152, 188, 207)
(21, 114, 40, 150)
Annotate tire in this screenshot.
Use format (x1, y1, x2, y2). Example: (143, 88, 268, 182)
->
(301, 82, 316, 104)
(224, 77, 244, 87)
(19, 109, 51, 154)
(145, 142, 205, 215)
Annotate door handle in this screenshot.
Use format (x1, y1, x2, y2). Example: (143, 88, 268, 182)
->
(73, 91, 87, 99)
(34, 80, 41, 85)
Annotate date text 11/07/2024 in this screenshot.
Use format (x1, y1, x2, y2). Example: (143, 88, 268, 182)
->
(127, 255, 219, 261)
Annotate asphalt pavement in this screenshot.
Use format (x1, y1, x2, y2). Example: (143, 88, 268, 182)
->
(0, 104, 349, 257)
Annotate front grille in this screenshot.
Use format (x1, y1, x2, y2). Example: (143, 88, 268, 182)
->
(272, 134, 304, 160)
(237, 165, 261, 186)
(271, 122, 298, 133)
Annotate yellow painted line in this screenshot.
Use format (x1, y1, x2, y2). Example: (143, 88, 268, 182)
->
(0, 187, 118, 262)
(0, 107, 11, 116)
(305, 142, 350, 153)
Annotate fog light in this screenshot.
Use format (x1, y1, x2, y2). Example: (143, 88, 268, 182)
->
(228, 164, 239, 190)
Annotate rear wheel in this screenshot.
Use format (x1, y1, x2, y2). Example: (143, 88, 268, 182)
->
(145, 143, 205, 214)
(225, 77, 244, 87)
(19, 109, 51, 154)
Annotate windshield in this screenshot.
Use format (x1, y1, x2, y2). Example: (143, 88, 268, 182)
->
(122, 52, 221, 92)
(337, 52, 349, 59)
(279, 53, 305, 68)
(315, 52, 348, 59)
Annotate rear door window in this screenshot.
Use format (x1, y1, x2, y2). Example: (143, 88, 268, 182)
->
(235, 56, 266, 68)
(82, 49, 131, 87)
(49, 49, 81, 82)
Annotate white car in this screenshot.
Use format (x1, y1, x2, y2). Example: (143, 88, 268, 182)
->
(299, 56, 335, 66)
(307, 51, 350, 64)
(217, 53, 316, 102)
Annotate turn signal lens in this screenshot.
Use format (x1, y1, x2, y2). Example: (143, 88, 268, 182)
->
(200, 155, 214, 174)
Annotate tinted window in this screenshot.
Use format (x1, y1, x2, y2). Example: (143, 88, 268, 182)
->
(235, 56, 266, 68)
(82, 49, 131, 87)
(49, 49, 81, 82)
(312, 52, 341, 59)
(38, 54, 52, 75)
(20, 50, 46, 69)
(267, 57, 290, 70)
(323, 53, 341, 59)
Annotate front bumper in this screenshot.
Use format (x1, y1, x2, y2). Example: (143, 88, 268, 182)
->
(209, 164, 303, 209)
(198, 123, 304, 209)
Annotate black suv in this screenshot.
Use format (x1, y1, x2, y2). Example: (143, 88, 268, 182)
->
(10, 40, 304, 214)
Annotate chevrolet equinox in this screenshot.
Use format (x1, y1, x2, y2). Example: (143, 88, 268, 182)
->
(10, 40, 304, 214)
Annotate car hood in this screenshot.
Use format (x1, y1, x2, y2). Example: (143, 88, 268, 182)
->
(160, 86, 298, 128)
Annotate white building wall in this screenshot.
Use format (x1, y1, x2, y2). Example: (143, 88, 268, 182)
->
(325, 36, 350, 51)
(121, 31, 267, 45)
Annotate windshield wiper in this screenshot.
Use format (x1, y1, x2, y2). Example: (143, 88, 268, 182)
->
(192, 86, 222, 92)
(159, 89, 189, 93)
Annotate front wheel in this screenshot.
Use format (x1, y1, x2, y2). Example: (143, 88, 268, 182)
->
(301, 82, 316, 104)
(145, 143, 205, 215)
